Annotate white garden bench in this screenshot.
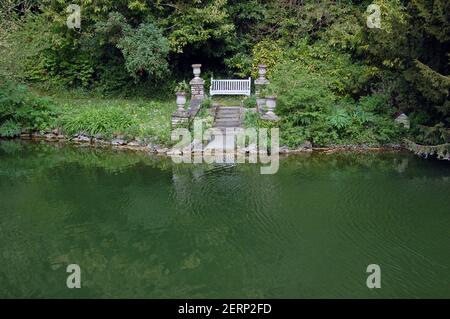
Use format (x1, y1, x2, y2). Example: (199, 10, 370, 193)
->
(210, 77, 251, 96)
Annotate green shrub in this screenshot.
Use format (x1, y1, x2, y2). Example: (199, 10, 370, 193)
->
(268, 59, 401, 147)
(244, 110, 259, 128)
(359, 93, 390, 114)
(243, 96, 257, 108)
(0, 80, 58, 137)
(328, 108, 352, 130)
(251, 40, 284, 79)
(279, 124, 307, 148)
(225, 52, 252, 78)
(94, 63, 132, 95)
(201, 98, 213, 109)
(415, 123, 450, 145)
(174, 81, 190, 94)
(4, 14, 96, 87)
(0, 120, 22, 137)
(270, 62, 336, 115)
(193, 99, 214, 132)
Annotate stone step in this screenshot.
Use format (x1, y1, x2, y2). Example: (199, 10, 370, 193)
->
(216, 115, 240, 119)
(217, 107, 240, 110)
(215, 125, 242, 129)
(219, 106, 240, 110)
(215, 118, 242, 124)
(215, 127, 241, 131)
(217, 111, 240, 116)
(215, 114, 240, 119)
(216, 114, 240, 119)
(213, 106, 242, 129)
(217, 108, 240, 112)
(216, 111, 240, 116)
(215, 118, 241, 123)
(214, 123, 241, 130)
(213, 128, 241, 132)
(217, 114, 240, 116)
(216, 116, 240, 120)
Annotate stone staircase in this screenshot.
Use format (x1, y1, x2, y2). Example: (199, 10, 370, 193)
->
(213, 106, 243, 129)
(203, 106, 243, 153)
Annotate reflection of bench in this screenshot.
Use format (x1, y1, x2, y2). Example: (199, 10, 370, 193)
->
(210, 77, 251, 96)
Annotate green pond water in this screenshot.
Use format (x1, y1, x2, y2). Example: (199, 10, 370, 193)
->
(0, 140, 449, 298)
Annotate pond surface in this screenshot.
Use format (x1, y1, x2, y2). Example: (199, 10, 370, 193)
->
(0, 141, 449, 298)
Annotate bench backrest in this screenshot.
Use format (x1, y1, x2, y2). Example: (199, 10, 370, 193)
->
(210, 77, 251, 96)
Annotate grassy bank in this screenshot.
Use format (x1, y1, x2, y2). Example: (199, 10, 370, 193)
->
(0, 81, 176, 146)
(54, 96, 176, 145)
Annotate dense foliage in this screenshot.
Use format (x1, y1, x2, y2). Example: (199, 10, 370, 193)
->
(0, 0, 448, 147)
(0, 80, 57, 137)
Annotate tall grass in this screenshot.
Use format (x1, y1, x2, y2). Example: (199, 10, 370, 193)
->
(58, 97, 176, 144)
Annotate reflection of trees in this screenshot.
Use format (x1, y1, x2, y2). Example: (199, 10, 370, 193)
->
(1, 141, 450, 298)
(0, 141, 271, 297)
(0, 141, 177, 297)
(281, 152, 450, 180)
(0, 140, 174, 175)
(169, 162, 284, 297)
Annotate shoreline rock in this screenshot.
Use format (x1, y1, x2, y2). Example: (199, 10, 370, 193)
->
(4, 133, 405, 156)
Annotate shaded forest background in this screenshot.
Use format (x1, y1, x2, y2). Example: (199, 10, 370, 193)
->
(0, 0, 449, 147)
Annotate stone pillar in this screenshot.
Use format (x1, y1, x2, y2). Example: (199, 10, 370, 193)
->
(172, 92, 189, 128)
(255, 64, 269, 113)
(190, 64, 205, 100)
(254, 64, 270, 95)
(261, 96, 279, 121)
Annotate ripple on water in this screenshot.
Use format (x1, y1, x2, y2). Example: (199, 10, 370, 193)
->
(2, 143, 450, 298)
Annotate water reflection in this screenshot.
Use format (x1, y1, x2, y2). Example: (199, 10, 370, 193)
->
(0, 141, 449, 298)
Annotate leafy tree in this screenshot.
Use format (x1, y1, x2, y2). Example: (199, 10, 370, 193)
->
(359, 0, 450, 144)
(117, 21, 170, 81)
(167, 0, 235, 54)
